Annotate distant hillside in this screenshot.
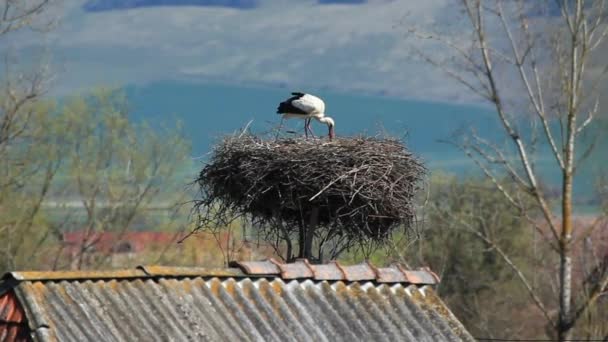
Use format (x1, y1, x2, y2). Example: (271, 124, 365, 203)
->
(123, 80, 605, 200)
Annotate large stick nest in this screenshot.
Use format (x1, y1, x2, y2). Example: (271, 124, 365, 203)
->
(195, 135, 425, 241)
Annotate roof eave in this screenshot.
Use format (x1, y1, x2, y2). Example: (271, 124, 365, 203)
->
(1, 266, 249, 283)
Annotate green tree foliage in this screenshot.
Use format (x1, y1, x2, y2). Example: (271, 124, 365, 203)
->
(0, 89, 192, 272)
(411, 175, 541, 338)
(0, 0, 64, 271)
(0, 93, 60, 270)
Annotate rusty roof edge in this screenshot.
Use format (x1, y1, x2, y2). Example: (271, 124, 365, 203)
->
(332, 260, 346, 276)
(366, 260, 380, 278)
(419, 266, 441, 283)
(136, 265, 248, 278)
(395, 264, 440, 285)
(12, 284, 55, 342)
(229, 259, 282, 275)
(2, 269, 148, 282)
(1, 266, 250, 282)
(416, 286, 476, 341)
(230, 259, 442, 285)
(0, 262, 442, 284)
(298, 258, 314, 274)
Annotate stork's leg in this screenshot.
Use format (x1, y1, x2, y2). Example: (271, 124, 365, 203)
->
(307, 122, 316, 138)
(304, 118, 316, 138)
(276, 117, 285, 140)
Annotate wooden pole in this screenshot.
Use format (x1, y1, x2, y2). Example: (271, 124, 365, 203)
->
(303, 207, 319, 261)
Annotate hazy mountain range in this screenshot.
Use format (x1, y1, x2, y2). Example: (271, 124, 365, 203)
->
(8, 0, 472, 101)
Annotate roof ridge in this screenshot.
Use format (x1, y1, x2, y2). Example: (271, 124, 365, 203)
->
(1, 267, 246, 282)
(0, 260, 440, 285)
(231, 259, 441, 285)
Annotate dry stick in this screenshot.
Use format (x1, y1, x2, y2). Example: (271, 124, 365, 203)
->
(309, 168, 363, 201)
(238, 119, 253, 138)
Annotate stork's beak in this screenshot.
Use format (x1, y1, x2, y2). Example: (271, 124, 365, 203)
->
(328, 125, 335, 141)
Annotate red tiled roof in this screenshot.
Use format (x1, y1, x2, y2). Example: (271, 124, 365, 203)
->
(230, 259, 440, 284)
(0, 291, 29, 342)
(61, 231, 183, 254)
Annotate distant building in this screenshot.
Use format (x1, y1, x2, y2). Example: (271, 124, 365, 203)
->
(59, 230, 267, 269)
(62, 230, 177, 252)
(0, 259, 474, 341)
(61, 231, 185, 268)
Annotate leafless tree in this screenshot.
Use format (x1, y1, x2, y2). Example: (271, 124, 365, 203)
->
(48, 90, 191, 270)
(407, 0, 608, 340)
(0, 0, 59, 271)
(0, 0, 55, 179)
(0, 0, 55, 36)
(0, 2, 193, 272)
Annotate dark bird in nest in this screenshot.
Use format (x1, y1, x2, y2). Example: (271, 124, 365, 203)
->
(276, 92, 335, 140)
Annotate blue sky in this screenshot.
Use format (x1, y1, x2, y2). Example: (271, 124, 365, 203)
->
(5, 0, 478, 102)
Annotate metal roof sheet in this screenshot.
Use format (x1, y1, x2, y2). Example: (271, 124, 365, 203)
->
(0, 261, 473, 342)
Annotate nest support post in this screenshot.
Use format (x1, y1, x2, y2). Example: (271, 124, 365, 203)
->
(298, 206, 319, 261)
(273, 208, 293, 261)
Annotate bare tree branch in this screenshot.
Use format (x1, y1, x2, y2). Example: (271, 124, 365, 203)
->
(444, 210, 556, 328)
(411, 0, 607, 339)
(576, 98, 598, 135)
(469, 131, 530, 189)
(497, 1, 565, 170)
(0, 0, 52, 36)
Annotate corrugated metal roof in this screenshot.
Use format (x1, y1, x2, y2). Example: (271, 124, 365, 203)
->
(0, 261, 474, 342)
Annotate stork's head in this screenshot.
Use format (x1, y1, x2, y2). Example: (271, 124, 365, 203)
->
(320, 117, 335, 140)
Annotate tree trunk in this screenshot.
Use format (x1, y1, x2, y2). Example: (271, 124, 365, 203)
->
(303, 207, 319, 261)
(559, 134, 576, 341)
(298, 222, 305, 259)
(558, 168, 574, 341)
(274, 209, 292, 261)
(558, 1, 581, 335)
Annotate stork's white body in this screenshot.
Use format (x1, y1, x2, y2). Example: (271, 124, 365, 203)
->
(287, 93, 325, 117)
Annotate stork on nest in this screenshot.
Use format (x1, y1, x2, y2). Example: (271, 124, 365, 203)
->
(194, 134, 425, 262)
(277, 92, 335, 140)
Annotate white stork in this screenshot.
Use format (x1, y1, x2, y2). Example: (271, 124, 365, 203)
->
(276, 92, 335, 140)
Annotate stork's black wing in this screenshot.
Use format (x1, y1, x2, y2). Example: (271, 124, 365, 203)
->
(276, 93, 307, 114)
